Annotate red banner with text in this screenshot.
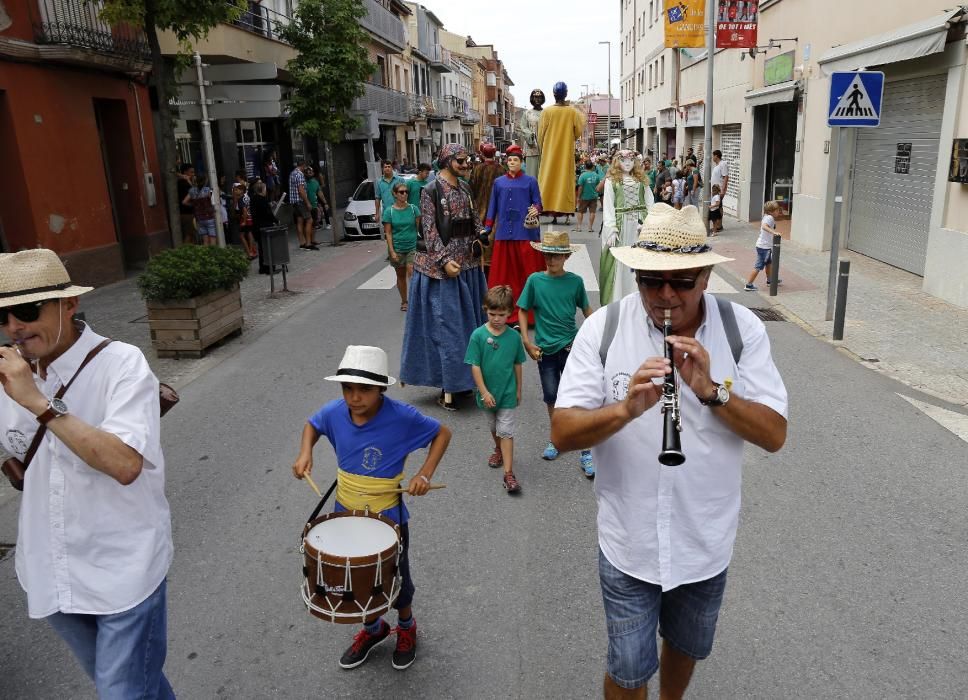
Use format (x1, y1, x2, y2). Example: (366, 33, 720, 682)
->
(716, 0, 759, 49)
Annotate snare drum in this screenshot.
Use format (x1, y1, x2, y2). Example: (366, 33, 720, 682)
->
(300, 510, 402, 624)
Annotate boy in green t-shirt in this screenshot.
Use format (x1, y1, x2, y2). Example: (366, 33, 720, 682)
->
(464, 286, 528, 494)
(516, 231, 596, 478)
(575, 162, 602, 233)
(407, 163, 432, 206)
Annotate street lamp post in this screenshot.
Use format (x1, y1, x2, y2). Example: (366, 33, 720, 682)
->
(598, 40, 611, 150)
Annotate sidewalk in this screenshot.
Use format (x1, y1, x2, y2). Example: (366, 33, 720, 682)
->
(711, 215, 968, 408)
(78, 218, 387, 390)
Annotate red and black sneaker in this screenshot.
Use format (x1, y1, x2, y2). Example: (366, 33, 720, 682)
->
(392, 621, 418, 670)
(503, 472, 521, 494)
(339, 620, 391, 669)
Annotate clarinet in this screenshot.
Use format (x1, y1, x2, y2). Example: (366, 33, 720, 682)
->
(658, 309, 686, 466)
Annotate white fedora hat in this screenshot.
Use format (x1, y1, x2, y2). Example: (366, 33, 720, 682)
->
(325, 345, 397, 387)
(0, 249, 94, 308)
(610, 204, 734, 272)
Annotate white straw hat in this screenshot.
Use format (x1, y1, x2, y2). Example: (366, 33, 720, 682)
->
(610, 204, 734, 271)
(0, 249, 94, 308)
(325, 345, 397, 387)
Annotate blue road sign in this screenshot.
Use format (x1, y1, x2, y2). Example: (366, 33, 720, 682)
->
(828, 71, 884, 127)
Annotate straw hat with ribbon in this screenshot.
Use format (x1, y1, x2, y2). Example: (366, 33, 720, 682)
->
(0, 249, 93, 309)
(325, 345, 397, 387)
(530, 230, 580, 255)
(610, 203, 734, 271)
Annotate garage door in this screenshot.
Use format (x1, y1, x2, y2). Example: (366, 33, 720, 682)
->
(720, 124, 742, 214)
(846, 74, 945, 275)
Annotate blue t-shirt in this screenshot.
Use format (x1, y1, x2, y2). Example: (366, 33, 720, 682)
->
(308, 395, 441, 524)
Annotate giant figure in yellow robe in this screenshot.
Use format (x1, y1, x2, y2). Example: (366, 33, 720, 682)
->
(537, 82, 585, 215)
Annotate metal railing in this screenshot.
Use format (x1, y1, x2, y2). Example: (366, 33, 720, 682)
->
(445, 95, 467, 117)
(359, 0, 407, 50)
(231, 1, 291, 43)
(463, 108, 481, 124)
(353, 82, 409, 123)
(33, 0, 149, 62)
(426, 43, 451, 68)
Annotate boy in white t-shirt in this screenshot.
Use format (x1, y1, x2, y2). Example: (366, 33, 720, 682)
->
(744, 200, 782, 291)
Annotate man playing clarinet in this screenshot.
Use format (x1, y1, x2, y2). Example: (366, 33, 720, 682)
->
(551, 204, 788, 699)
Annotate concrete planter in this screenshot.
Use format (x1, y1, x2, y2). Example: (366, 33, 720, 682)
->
(146, 284, 243, 358)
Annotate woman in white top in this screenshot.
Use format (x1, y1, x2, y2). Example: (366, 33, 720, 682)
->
(600, 150, 654, 305)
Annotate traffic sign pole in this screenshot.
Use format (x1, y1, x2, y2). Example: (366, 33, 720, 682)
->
(194, 52, 226, 248)
(825, 126, 843, 321)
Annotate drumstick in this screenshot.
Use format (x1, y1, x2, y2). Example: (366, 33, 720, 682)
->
(303, 473, 323, 498)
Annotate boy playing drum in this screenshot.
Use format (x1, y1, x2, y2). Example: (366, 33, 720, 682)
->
(293, 345, 451, 670)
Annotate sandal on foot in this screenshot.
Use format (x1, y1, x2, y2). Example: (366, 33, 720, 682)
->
(488, 448, 503, 468)
(503, 472, 520, 493)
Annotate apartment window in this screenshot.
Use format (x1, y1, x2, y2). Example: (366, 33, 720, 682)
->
(648, 64, 653, 90)
(649, 1, 654, 26)
(660, 55, 665, 84)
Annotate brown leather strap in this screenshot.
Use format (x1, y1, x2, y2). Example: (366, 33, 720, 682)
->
(21, 339, 113, 470)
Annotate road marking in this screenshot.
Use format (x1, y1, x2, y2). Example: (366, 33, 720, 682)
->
(358, 264, 395, 289)
(898, 394, 968, 443)
(706, 272, 736, 294)
(566, 244, 599, 292)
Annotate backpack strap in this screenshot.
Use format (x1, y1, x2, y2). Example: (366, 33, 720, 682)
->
(599, 301, 622, 367)
(715, 295, 744, 365)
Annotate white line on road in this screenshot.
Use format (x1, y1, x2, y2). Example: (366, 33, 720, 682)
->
(898, 394, 968, 444)
(358, 264, 395, 290)
(565, 244, 598, 292)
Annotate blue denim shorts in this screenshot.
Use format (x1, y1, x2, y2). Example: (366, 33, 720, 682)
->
(754, 246, 772, 270)
(598, 549, 727, 689)
(537, 346, 570, 405)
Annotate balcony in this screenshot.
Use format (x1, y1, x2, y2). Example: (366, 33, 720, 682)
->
(359, 0, 407, 52)
(353, 82, 410, 124)
(462, 108, 481, 125)
(426, 43, 452, 72)
(231, 1, 291, 44)
(32, 0, 150, 68)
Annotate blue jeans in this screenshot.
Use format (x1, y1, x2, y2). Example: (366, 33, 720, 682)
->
(537, 346, 571, 405)
(598, 550, 727, 689)
(47, 579, 175, 699)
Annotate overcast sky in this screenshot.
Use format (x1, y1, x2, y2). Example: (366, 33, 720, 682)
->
(418, 0, 621, 106)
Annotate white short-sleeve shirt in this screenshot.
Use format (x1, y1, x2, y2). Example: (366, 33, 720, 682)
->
(712, 160, 730, 189)
(556, 292, 787, 590)
(1, 325, 173, 617)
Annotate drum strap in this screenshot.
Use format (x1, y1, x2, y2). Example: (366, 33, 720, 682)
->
(306, 479, 338, 526)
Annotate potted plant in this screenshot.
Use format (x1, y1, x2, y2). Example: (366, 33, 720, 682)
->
(138, 245, 250, 358)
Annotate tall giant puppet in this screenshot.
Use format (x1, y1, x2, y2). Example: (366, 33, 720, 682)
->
(600, 149, 654, 304)
(469, 142, 506, 276)
(521, 89, 545, 180)
(485, 144, 543, 324)
(537, 82, 584, 223)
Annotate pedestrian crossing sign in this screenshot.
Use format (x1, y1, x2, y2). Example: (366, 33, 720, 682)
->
(828, 71, 884, 127)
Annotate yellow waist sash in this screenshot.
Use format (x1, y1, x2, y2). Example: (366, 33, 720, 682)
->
(335, 469, 404, 513)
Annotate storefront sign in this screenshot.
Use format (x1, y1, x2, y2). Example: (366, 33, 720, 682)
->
(684, 103, 705, 127)
(587, 112, 598, 124)
(764, 51, 795, 87)
(658, 108, 677, 129)
(716, 0, 759, 49)
(665, 0, 706, 49)
(948, 139, 968, 183)
(894, 143, 911, 175)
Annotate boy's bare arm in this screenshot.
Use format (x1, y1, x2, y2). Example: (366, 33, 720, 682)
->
(407, 424, 452, 495)
(515, 363, 523, 405)
(470, 365, 495, 407)
(293, 423, 320, 478)
(518, 312, 541, 359)
(582, 305, 594, 319)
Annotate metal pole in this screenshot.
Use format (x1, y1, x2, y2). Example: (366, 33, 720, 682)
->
(599, 41, 612, 150)
(832, 259, 850, 340)
(825, 127, 844, 320)
(194, 52, 225, 247)
(702, 0, 715, 221)
(769, 233, 781, 297)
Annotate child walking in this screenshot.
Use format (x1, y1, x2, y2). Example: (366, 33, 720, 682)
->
(464, 286, 528, 494)
(516, 231, 595, 478)
(745, 200, 782, 291)
(185, 175, 217, 245)
(292, 345, 451, 671)
(708, 184, 723, 235)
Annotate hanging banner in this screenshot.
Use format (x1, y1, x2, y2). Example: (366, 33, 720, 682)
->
(664, 0, 706, 49)
(716, 0, 760, 49)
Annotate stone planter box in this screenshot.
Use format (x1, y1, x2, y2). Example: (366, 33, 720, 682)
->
(146, 284, 243, 358)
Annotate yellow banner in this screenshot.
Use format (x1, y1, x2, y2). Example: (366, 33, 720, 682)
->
(664, 0, 706, 49)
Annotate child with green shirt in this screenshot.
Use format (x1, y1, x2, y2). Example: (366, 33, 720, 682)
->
(464, 286, 528, 494)
(516, 231, 596, 478)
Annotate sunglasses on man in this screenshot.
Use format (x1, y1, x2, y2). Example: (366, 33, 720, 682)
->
(453, 157, 469, 165)
(0, 300, 49, 325)
(635, 274, 702, 290)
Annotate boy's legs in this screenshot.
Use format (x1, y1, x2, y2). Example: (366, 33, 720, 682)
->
(495, 410, 520, 492)
(588, 203, 597, 232)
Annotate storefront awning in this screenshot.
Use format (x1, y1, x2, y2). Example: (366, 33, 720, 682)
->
(819, 8, 964, 75)
(745, 81, 797, 108)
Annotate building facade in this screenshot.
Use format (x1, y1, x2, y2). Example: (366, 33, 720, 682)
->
(619, 0, 968, 309)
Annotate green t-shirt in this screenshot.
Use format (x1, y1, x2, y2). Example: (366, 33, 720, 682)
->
(463, 325, 527, 410)
(516, 271, 590, 354)
(407, 178, 428, 206)
(596, 165, 607, 180)
(306, 178, 321, 208)
(376, 176, 404, 209)
(577, 171, 602, 200)
(381, 203, 420, 252)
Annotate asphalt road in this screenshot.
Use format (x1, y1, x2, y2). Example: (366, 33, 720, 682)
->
(1, 227, 966, 699)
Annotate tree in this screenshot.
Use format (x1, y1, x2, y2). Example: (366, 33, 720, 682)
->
(100, 0, 243, 246)
(280, 0, 374, 245)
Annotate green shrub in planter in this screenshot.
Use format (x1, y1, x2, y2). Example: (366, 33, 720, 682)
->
(138, 246, 250, 302)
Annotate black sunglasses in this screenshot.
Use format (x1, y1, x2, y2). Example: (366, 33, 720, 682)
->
(394, 189, 408, 195)
(636, 274, 701, 290)
(0, 300, 49, 325)
(453, 157, 469, 165)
